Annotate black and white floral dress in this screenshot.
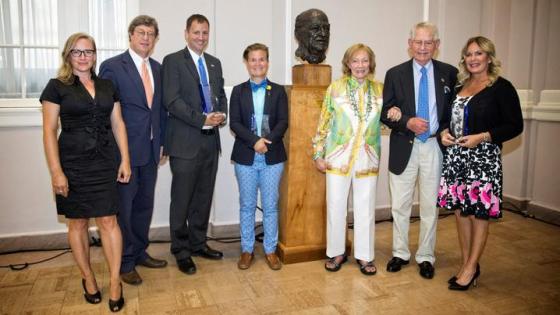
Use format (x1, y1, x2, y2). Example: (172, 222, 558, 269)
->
(437, 95, 503, 219)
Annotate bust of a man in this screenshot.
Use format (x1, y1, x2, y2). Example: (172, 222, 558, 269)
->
(294, 9, 330, 64)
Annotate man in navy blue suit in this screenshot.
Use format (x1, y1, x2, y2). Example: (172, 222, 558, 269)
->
(99, 15, 168, 285)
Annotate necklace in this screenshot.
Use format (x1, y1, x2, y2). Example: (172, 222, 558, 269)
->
(347, 79, 373, 122)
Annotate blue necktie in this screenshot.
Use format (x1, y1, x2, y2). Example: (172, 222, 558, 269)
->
(250, 80, 267, 92)
(417, 66, 430, 142)
(197, 57, 213, 113)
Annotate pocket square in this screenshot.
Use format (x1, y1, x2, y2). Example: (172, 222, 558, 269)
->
(444, 85, 451, 94)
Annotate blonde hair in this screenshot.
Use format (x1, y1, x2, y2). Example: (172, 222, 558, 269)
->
(57, 33, 97, 85)
(341, 43, 376, 78)
(457, 36, 501, 87)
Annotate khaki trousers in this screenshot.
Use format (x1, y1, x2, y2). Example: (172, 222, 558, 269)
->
(389, 137, 442, 264)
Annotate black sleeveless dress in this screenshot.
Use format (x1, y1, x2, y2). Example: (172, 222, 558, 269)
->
(40, 76, 120, 218)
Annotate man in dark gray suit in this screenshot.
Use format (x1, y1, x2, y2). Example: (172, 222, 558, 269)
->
(381, 22, 457, 279)
(161, 14, 227, 275)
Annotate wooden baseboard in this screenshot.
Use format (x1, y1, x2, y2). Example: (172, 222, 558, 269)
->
(4, 202, 548, 254)
(503, 196, 560, 226)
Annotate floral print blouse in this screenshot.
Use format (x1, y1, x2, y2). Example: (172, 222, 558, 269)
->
(312, 76, 383, 177)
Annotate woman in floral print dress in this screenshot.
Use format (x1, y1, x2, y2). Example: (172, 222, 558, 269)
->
(438, 36, 523, 290)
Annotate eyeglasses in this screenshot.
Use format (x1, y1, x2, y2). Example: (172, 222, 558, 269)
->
(70, 49, 96, 57)
(135, 30, 156, 39)
(412, 40, 435, 47)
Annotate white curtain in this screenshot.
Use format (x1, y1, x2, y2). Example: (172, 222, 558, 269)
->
(0, 0, 128, 98)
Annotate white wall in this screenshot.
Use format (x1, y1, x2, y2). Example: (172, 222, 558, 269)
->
(1, 0, 558, 238)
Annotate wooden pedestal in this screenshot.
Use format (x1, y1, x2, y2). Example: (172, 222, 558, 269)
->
(278, 64, 349, 264)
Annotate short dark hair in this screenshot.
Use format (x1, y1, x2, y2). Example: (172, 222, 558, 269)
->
(186, 14, 209, 30)
(128, 15, 159, 39)
(243, 43, 269, 61)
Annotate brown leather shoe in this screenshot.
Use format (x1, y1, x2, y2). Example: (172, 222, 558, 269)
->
(237, 252, 254, 270)
(120, 268, 142, 285)
(138, 254, 168, 268)
(265, 253, 282, 271)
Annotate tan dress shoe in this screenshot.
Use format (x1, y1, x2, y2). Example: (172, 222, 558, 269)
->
(265, 253, 282, 270)
(121, 268, 142, 285)
(237, 252, 254, 270)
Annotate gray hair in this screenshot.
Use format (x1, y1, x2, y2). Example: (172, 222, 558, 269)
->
(409, 21, 439, 41)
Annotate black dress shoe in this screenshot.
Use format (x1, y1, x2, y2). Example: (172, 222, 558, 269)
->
(138, 255, 168, 268)
(177, 257, 197, 275)
(386, 257, 409, 272)
(192, 245, 223, 260)
(418, 261, 435, 279)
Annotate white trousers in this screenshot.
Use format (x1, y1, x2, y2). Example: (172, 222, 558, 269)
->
(326, 172, 377, 262)
(389, 137, 442, 264)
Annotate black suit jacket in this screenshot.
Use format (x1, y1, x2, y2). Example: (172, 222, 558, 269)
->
(381, 59, 458, 175)
(229, 80, 288, 165)
(161, 47, 227, 158)
(99, 51, 167, 167)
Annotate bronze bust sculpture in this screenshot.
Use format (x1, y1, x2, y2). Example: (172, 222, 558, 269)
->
(294, 9, 330, 64)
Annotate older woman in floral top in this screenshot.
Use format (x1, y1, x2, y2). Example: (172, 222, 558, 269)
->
(312, 43, 383, 275)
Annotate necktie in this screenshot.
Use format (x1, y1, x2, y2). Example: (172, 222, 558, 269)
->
(141, 60, 153, 108)
(197, 57, 213, 113)
(250, 80, 267, 92)
(417, 66, 430, 142)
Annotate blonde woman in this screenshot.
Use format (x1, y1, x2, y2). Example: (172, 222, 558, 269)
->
(313, 43, 382, 275)
(41, 33, 130, 312)
(438, 36, 523, 290)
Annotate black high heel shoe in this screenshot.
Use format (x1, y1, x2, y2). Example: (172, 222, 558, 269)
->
(448, 267, 481, 291)
(108, 283, 125, 312)
(448, 263, 480, 284)
(81, 278, 101, 304)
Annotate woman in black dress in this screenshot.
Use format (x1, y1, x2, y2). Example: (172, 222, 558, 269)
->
(438, 36, 523, 290)
(41, 33, 130, 312)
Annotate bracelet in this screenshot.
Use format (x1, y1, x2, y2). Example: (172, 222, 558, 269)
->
(482, 132, 490, 142)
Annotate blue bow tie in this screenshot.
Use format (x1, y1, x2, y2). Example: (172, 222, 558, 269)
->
(250, 80, 268, 92)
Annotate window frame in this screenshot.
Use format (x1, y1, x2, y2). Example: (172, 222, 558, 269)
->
(0, 0, 138, 108)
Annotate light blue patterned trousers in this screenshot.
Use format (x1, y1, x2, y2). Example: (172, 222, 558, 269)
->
(234, 153, 284, 254)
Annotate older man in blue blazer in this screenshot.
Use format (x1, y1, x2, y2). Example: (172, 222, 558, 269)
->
(99, 15, 168, 285)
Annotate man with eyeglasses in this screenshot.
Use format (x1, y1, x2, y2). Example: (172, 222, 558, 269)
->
(161, 14, 227, 275)
(99, 15, 168, 286)
(381, 22, 458, 279)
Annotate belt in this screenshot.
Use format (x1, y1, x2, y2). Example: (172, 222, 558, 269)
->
(201, 128, 216, 135)
(413, 134, 437, 143)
